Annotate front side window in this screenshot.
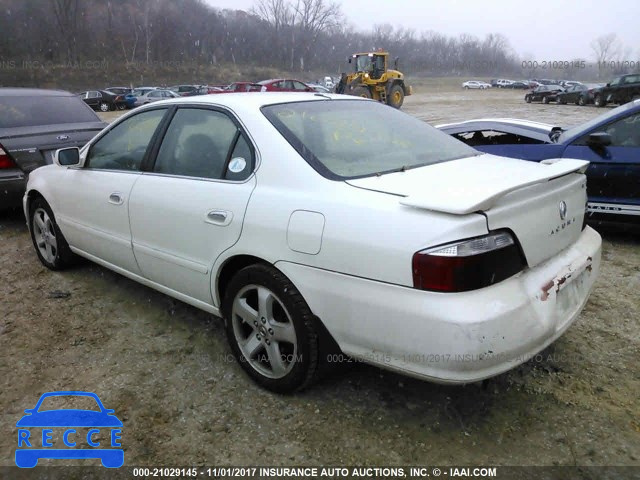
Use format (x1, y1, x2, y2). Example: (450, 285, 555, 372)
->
(153, 108, 253, 180)
(85, 108, 166, 170)
(262, 100, 478, 179)
(573, 113, 640, 147)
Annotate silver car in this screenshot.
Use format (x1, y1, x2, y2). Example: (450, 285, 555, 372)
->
(133, 89, 179, 106)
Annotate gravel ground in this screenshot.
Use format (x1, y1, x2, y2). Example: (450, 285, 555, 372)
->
(1, 85, 638, 472)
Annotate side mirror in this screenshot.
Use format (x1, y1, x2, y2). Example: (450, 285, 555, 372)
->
(586, 132, 612, 147)
(54, 147, 80, 166)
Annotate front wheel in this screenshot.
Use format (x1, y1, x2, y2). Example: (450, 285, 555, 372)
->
(543, 96, 550, 104)
(525, 95, 532, 103)
(351, 86, 371, 99)
(116, 103, 126, 110)
(223, 264, 320, 393)
(387, 84, 404, 108)
(29, 197, 77, 270)
(99, 102, 110, 112)
(578, 96, 586, 106)
(594, 94, 606, 107)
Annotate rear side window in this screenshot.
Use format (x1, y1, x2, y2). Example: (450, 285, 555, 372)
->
(153, 108, 253, 180)
(0, 95, 100, 128)
(86, 108, 166, 170)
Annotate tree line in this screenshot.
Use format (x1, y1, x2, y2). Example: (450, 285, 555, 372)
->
(0, 0, 634, 82)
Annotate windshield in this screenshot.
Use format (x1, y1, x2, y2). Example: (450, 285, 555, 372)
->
(355, 55, 372, 72)
(262, 100, 478, 180)
(0, 95, 99, 128)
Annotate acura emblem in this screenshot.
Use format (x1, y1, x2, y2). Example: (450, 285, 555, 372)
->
(559, 201, 567, 220)
(56, 135, 69, 141)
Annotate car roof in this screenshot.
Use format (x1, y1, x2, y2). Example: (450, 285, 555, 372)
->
(134, 91, 352, 110)
(437, 118, 554, 142)
(0, 87, 75, 97)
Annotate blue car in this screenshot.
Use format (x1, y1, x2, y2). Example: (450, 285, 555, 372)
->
(15, 391, 123, 468)
(438, 100, 640, 231)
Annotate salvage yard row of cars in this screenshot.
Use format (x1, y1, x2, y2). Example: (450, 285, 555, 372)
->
(0, 82, 637, 393)
(524, 74, 640, 106)
(78, 79, 331, 112)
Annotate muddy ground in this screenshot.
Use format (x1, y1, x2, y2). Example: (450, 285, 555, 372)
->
(1, 85, 639, 472)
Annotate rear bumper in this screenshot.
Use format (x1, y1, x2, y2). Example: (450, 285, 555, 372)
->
(0, 169, 27, 209)
(277, 226, 602, 384)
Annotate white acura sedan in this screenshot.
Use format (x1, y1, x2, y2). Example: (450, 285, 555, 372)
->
(24, 93, 601, 393)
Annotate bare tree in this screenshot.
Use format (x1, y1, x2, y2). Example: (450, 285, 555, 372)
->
(291, 0, 342, 70)
(51, 0, 80, 63)
(591, 33, 621, 78)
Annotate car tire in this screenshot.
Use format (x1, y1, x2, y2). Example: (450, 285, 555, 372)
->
(29, 196, 77, 270)
(525, 95, 532, 103)
(578, 96, 586, 106)
(223, 264, 320, 393)
(98, 102, 110, 112)
(558, 97, 566, 105)
(116, 103, 126, 110)
(594, 94, 606, 107)
(387, 84, 404, 108)
(464, 86, 469, 89)
(352, 86, 372, 99)
(543, 96, 550, 104)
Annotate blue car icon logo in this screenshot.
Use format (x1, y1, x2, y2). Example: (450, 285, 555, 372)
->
(16, 391, 123, 468)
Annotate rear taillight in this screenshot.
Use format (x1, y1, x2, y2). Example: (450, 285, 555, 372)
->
(0, 144, 17, 169)
(412, 231, 526, 293)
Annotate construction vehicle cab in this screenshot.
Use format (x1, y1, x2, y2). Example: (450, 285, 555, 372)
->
(335, 50, 412, 109)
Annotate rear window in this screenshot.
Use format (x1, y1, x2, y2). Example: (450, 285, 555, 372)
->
(262, 100, 478, 179)
(0, 95, 99, 128)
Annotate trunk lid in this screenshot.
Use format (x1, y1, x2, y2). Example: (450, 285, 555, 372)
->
(0, 122, 105, 173)
(346, 154, 589, 267)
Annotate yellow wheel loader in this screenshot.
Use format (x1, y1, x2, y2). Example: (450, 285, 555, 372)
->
(335, 50, 412, 109)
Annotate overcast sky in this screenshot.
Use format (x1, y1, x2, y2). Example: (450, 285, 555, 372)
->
(204, 0, 640, 60)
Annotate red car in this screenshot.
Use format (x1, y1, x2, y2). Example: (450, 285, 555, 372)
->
(258, 79, 314, 92)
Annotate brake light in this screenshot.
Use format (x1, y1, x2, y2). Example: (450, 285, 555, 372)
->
(412, 231, 526, 293)
(0, 144, 17, 169)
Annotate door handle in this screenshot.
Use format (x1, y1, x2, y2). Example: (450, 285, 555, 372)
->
(205, 210, 233, 226)
(109, 193, 124, 205)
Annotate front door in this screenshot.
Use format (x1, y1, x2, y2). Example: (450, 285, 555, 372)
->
(55, 108, 168, 274)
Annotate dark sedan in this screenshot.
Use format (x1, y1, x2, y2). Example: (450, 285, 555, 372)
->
(79, 90, 127, 112)
(525, 84, 564, 103)
(438, 100, 640, 231)
(0, 88, 107, 209)
(556, 84, 602, 106)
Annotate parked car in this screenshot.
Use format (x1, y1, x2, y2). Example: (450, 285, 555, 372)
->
(133, 89, 180, 106)
(213, 82, 265, 93)
(0, 88, 106, 209)
(78, 90, 127, 112)
(24, 93, 601, 392)
(506, 81, 530, 89)
(594, 73, 640, 107)
(556, 84, 601, 105)
(462, 80, 491, 89)
(168, 85, 204, 96)
(104, 87, 136, 109)
(308, 83, 332, 93)
(525, 84, 564, 103)
(496, 79, 514, 88)
(437, 99, 640, 231)
(258, 79, 314, 92)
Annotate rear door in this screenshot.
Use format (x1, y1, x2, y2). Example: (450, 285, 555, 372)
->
(562, 110, 640, 221)
(55, 107, 168, 274)
(128, 106, 256, 305)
